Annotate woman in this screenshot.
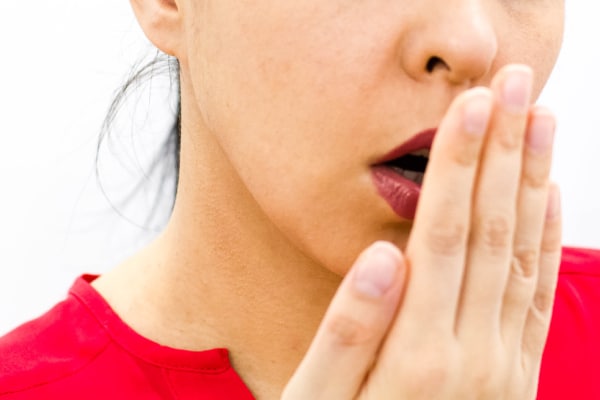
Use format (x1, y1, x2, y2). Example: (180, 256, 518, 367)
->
(1, 0, 599, 399)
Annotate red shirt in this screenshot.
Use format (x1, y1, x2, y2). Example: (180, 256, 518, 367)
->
(1, 247, 599, 399)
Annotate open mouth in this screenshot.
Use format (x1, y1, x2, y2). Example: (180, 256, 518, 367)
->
(381, 148, 430, 186)
(370, 128, 436, 220)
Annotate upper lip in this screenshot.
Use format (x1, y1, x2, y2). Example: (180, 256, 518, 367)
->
(373, 128, 437, 165)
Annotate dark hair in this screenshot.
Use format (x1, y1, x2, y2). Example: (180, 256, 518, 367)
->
(96, 50, 181, 232)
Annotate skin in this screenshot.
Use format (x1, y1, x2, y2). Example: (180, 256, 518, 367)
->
(93, 0, 565, 398)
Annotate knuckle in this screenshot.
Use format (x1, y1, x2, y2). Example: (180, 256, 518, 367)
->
(524, 339, 545, 360)
(522, 170, 549, 189)
(451, 139, 481, 167)
(497, 121, 524, 150)
(424, 220, 467, 256)
(513, 248, 539, 278)
(541, 226, 562, 253)
(474, 377, 503, 398)
(533, 289, 555, 314)
(469, 369, 494, 391)
(477, 214, 513, 251)
(523, 323, 548, 358)
(404, 352, 453, 394)
(467, 356, 505, 396)
(325, 314, 374, 346)
(408, 367, 450, 394)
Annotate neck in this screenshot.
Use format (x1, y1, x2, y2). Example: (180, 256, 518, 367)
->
(93, 77, 341, 398)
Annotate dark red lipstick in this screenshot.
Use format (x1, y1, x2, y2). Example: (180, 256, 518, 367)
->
(371, 129, 436, 220)
(376, 129, 436, 164)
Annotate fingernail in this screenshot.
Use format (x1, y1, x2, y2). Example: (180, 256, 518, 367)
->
(546, 185, 561, 220)
(354, 242, 399, 298)
(464, 88, 493, 135)
(501, 67, 533, 113)
(527, 111, 556, 152)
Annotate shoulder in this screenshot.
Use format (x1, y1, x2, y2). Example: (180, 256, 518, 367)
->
(559, 246, 600, 275)
(554, 247, 600, 326)
(551, 246, 600, 338)
(0, 274, 255, 399)
(538, 247, 600, 399)
(0, 279, 111, 398)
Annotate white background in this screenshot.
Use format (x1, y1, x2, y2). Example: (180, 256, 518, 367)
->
(0, 2, 599, 335)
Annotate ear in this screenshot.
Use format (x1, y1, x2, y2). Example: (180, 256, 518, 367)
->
(130, 0, 184, 58)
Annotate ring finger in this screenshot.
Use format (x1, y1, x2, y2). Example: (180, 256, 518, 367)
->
(457, 65, 534, 338)
(500, 108, 556, 345)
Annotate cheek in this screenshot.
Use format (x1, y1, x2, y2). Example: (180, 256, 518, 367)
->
(181, 1, 565, 274)
(527, 29, 564, 98)
(186, 3, 399, 204)
(497, 6, 564, 98)
(183, 4, 406, 272)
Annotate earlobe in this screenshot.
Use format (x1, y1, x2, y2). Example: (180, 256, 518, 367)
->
(130, 0, 183, 58)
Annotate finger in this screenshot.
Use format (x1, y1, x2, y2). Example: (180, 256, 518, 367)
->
(501, 108, 556, 345)
(281, 241, 406, 400)
(522, 184, 562, 361)
(457, 65, 534, 337)
(400, 87, 493, 332)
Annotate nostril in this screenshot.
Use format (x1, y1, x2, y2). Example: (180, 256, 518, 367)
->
(426, 56, 449, 73)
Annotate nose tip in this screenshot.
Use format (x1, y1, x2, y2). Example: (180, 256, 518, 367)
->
(400, 6, 498, 85)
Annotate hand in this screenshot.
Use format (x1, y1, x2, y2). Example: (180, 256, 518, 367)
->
(282, 64, 562, 399)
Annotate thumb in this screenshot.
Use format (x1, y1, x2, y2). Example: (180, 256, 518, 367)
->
(281, 241, 407, 400)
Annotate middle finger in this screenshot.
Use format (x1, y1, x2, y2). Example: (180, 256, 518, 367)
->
(457, 65, 534, 337)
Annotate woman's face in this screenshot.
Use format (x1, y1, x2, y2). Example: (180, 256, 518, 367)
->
(179, 1, 564, 274)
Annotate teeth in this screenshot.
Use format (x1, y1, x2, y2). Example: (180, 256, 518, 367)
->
(409, 148, 430, 158)
(401, 170, 424, 185)
(390, 167, 424, 185)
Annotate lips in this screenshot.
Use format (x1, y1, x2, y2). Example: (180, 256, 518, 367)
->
(371, 128, 436, 220)
(375, 129, 436, 164)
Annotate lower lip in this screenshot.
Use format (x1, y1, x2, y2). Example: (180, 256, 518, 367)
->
(371, 166, 421, 220)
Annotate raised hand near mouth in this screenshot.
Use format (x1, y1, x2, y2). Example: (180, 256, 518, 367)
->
(282, 64, 561, 400)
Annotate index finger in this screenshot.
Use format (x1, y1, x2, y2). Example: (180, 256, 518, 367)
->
(400, 87, 493, 331)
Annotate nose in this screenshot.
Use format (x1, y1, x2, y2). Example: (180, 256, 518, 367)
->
(399, 2, 498, 86)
